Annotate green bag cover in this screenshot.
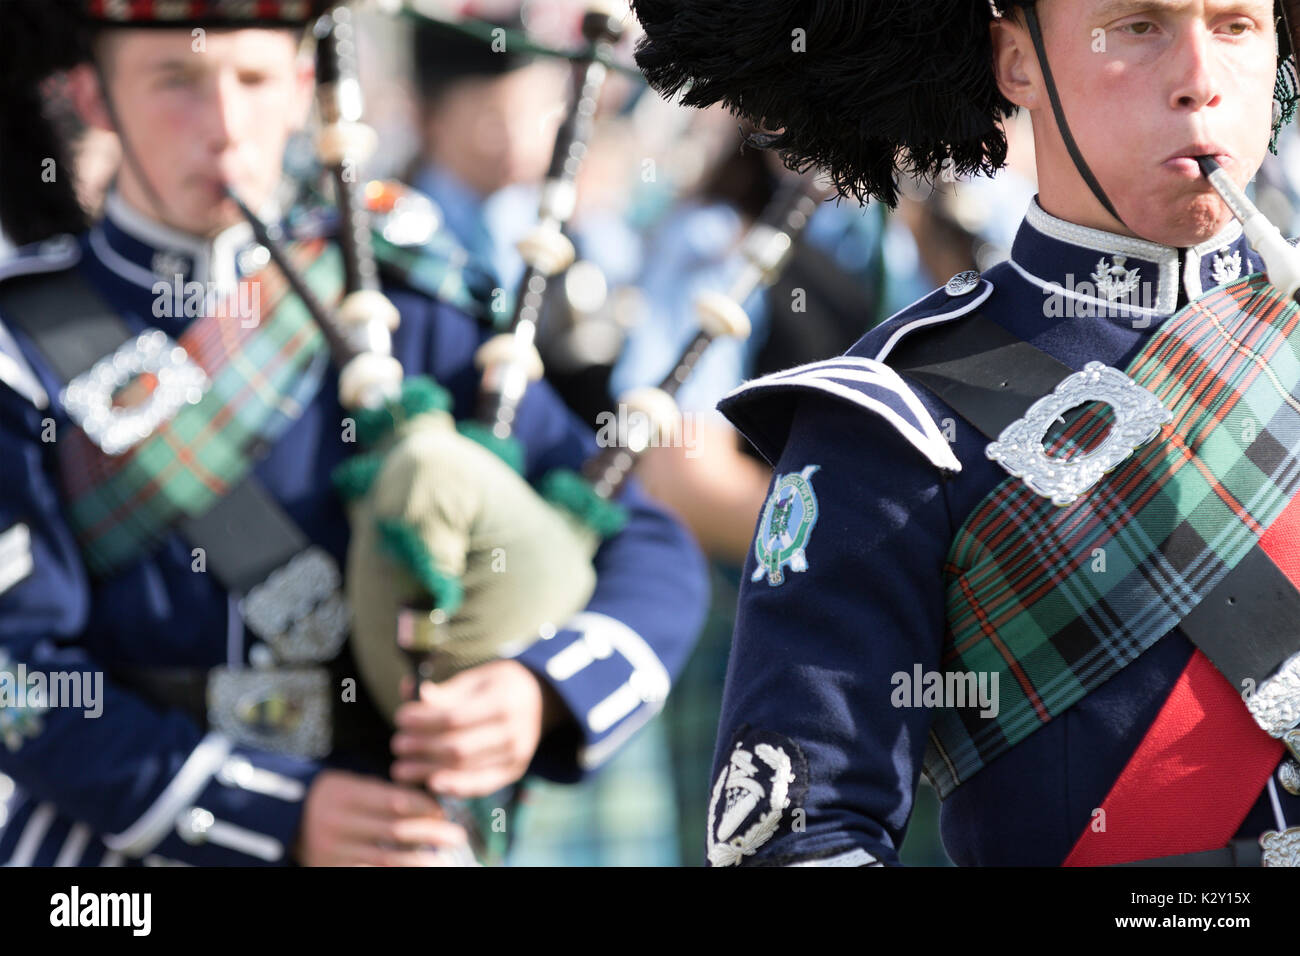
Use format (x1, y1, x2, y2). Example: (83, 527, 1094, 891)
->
(345, 406, 599, 722)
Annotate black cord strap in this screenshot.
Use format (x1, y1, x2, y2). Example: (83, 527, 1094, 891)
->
(1023, 3, 1127, 229)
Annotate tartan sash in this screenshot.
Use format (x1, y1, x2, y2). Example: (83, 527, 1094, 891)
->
(56, 241, 342, 577)
(926, 274, 1300, 798)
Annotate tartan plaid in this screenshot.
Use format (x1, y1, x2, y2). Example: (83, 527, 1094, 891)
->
(371, 233, 497, 327)
(56, 241, 341, 577)
(927, 274, 1300, 798)
(85, 0, 328, 24)
(506, 717, 681, 866)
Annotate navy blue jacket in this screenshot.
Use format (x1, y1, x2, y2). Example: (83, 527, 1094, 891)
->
(710, 199, 1300, 866)
(0, 192, 708, 866)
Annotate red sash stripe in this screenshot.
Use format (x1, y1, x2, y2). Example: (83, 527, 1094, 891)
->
(1063, 487, 1300, 865)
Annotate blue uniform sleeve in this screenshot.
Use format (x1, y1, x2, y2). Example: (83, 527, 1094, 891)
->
(708, 392, 952, 866)
(0, 392, 322, 866)
(509, 373, 711, 783)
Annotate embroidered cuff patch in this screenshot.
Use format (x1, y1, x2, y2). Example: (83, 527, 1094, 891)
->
(707, 726, 809, 867)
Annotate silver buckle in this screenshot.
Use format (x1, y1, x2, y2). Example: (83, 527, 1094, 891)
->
(985, 362, 1172, 506)
(207, 666, 331, 758)
(240, 547, 350, 665)
(1260, 826, 1300, 867)
(1245, 652, 1300, 761)
(61, 329, 209, 456)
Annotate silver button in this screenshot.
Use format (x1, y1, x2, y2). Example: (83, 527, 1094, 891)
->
(945, 271, 981, 297)
(177, 807, 215, 844)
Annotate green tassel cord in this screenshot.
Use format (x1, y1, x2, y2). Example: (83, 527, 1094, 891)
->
(330, 452, 385, 501)
(376, 518, 465, 617)
(540, 468, 628, 539)
(456, 420, 526, 474)
(353, 376, 453, 448)
(338, 375, 624, 572)
(454, 418, 628, 541)
(1271, 57, 1300, 154)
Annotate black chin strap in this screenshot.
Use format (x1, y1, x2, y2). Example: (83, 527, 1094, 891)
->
(93, 58, 172, 225)
(1022, 3, 1128, 230)
(1279, 1, 1294, 72)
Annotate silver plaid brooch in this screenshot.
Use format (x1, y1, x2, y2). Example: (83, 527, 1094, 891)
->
(985, 362, 1172, 507)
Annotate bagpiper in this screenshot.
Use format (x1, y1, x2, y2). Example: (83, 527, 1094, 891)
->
(0, 0, 707, 866)
(631, 0, 1300, 866)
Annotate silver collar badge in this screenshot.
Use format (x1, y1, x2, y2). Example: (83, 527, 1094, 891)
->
(1091, 254, 1142, 302)
(1211, 248, 1242, 286)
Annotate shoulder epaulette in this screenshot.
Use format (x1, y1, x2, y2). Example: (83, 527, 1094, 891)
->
(859, 269, 994, 363)
(719, 356, 961, 473)
(0, 235, 83, 410)
(0, 234, 81, 287)
(717, 272, 993, 474)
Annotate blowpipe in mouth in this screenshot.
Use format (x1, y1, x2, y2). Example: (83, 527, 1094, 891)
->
(1196, 154, 1300, 300)
(1196, 155, 1257, 226)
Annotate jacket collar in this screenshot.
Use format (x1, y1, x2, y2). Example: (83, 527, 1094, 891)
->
(1009, 198, 1258, 320)
(88, 191, 269, 299)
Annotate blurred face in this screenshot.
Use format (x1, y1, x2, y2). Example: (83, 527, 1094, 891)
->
(71, 28, 313, 237)
(992, 0, 1278, 246)
(422, 60, 568, 197)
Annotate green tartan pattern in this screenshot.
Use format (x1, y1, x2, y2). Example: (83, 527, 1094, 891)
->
(926, 275, 1300, 797)
(57, 242, 341, 577)
(506, 715, 681, 866)
(371, 233, 498, 326)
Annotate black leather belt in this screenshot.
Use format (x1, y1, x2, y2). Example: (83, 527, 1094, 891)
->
(113, 644, 392, 759)
(1112, 838, 1264, 867)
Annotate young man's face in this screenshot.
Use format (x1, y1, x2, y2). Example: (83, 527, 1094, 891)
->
(995, 0, 1278, 246)
(421, 61, 569, 198)
(74, 27, 313, 237)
